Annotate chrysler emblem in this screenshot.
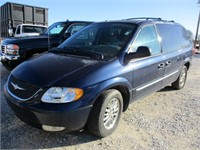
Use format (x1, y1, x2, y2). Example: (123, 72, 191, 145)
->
(11, 82, 26, 91)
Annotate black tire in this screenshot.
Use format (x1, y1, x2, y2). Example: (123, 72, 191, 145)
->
(87, 89, 123, 138)
(1, 60, 15, 71)
(172, 66, 187, 90)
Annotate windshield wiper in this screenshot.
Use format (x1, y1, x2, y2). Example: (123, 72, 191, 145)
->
(50, 47, 104, 60)
(75, 49, 104, 60)
(49, 48, 63, 53)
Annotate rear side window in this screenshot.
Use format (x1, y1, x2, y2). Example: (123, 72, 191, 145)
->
(178, 26, 193, 48)
(131, 25, 161, 55)
(22, 26, 46, 33)
(156, 24, 181, 52)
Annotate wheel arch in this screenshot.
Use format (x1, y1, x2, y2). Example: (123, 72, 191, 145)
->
(107, 85, 130, 112)
(90, 77, 132, 112)
(184, 62, 190, 70)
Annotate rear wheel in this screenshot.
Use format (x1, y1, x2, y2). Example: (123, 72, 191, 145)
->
(172, 66, 187, 90)
(87, 89, 123, 137)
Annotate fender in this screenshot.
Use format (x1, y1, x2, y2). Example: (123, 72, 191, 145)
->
(87, 77, 132, 106)
(184, 55, 192, 64)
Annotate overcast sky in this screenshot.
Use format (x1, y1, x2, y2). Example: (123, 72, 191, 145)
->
(0, 0, 199, 37)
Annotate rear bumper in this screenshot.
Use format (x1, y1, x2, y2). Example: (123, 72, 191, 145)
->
(4, 84, 92, 132)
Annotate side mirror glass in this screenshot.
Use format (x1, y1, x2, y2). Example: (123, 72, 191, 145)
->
(125, 46, 151, 63)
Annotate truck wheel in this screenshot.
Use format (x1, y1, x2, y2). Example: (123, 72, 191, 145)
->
(172, 66, 187, 90)
(87, 89, 123, 137)
(1, 61, 14, 71)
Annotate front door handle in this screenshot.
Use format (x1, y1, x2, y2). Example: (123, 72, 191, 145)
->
(158, 63, 164, 69)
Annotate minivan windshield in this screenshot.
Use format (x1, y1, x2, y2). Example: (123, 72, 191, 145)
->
(42, 22, 67, 36)
(51, 23, 136, 60)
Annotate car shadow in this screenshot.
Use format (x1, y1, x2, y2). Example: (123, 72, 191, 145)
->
(158, 86, 175, 92)
(1, 123, 99, 149)
(1, 101, 99, 149)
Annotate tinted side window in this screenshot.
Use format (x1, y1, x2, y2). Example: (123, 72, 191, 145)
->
(34, 27, 47, 33)
(23, 26, 35, 33)
(178, 26, 193, 47)
(131, 25, 161, 55)
(156, 24, 181, 52)
(65, 23, 87, 35)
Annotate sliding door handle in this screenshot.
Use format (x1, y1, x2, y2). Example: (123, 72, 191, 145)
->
(165, 60, 171, 66)
(158, 63, 164, 69)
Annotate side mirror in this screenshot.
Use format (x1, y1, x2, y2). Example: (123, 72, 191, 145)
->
(125, 46, 151, 63)
(63, 32, 71, 39)
(195, 44, 199, 50)
(8, 28, 14, 37)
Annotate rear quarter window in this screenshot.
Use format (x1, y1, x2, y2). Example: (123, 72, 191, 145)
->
(156, 24, 181, 52)
(178, 26, 193, 48)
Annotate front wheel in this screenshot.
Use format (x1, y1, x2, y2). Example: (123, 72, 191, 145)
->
(87, 89, 123, 137)
(1, 60, 17, 71)
(172, 66, 187, 90)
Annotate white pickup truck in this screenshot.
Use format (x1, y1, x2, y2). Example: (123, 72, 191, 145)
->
(10, 24, 47, 37)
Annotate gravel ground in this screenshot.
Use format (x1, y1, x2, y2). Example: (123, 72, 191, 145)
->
(1, 55, 200, 150)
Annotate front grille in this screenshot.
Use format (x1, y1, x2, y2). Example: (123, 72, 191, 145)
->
(8, 75, 40, 100)
(1, 45, 6, 54)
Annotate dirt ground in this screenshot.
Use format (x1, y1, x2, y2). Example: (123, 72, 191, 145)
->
(1, 55, 200, 150)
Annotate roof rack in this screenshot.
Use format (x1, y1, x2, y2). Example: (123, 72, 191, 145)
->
(124, 17, 175, 23)
(125, 17, 162, 21)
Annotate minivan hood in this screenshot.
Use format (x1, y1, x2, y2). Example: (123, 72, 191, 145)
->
(12, 53, 104, 87)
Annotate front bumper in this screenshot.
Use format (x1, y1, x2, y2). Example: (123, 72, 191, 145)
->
(4, 84, 92, 132)
(0, 54, 20, 61)
(0, 55, 21, 70)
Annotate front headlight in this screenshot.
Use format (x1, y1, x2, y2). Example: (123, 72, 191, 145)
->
(41, 87, 84, 103)
(6, 44, 19, 55)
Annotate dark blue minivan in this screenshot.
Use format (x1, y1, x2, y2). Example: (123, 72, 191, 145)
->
(4, 18, 193, 137)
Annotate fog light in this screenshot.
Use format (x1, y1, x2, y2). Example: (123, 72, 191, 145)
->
(42, 125, 66, 131)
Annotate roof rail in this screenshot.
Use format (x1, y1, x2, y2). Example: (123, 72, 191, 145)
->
(125, 17, 162, 21)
